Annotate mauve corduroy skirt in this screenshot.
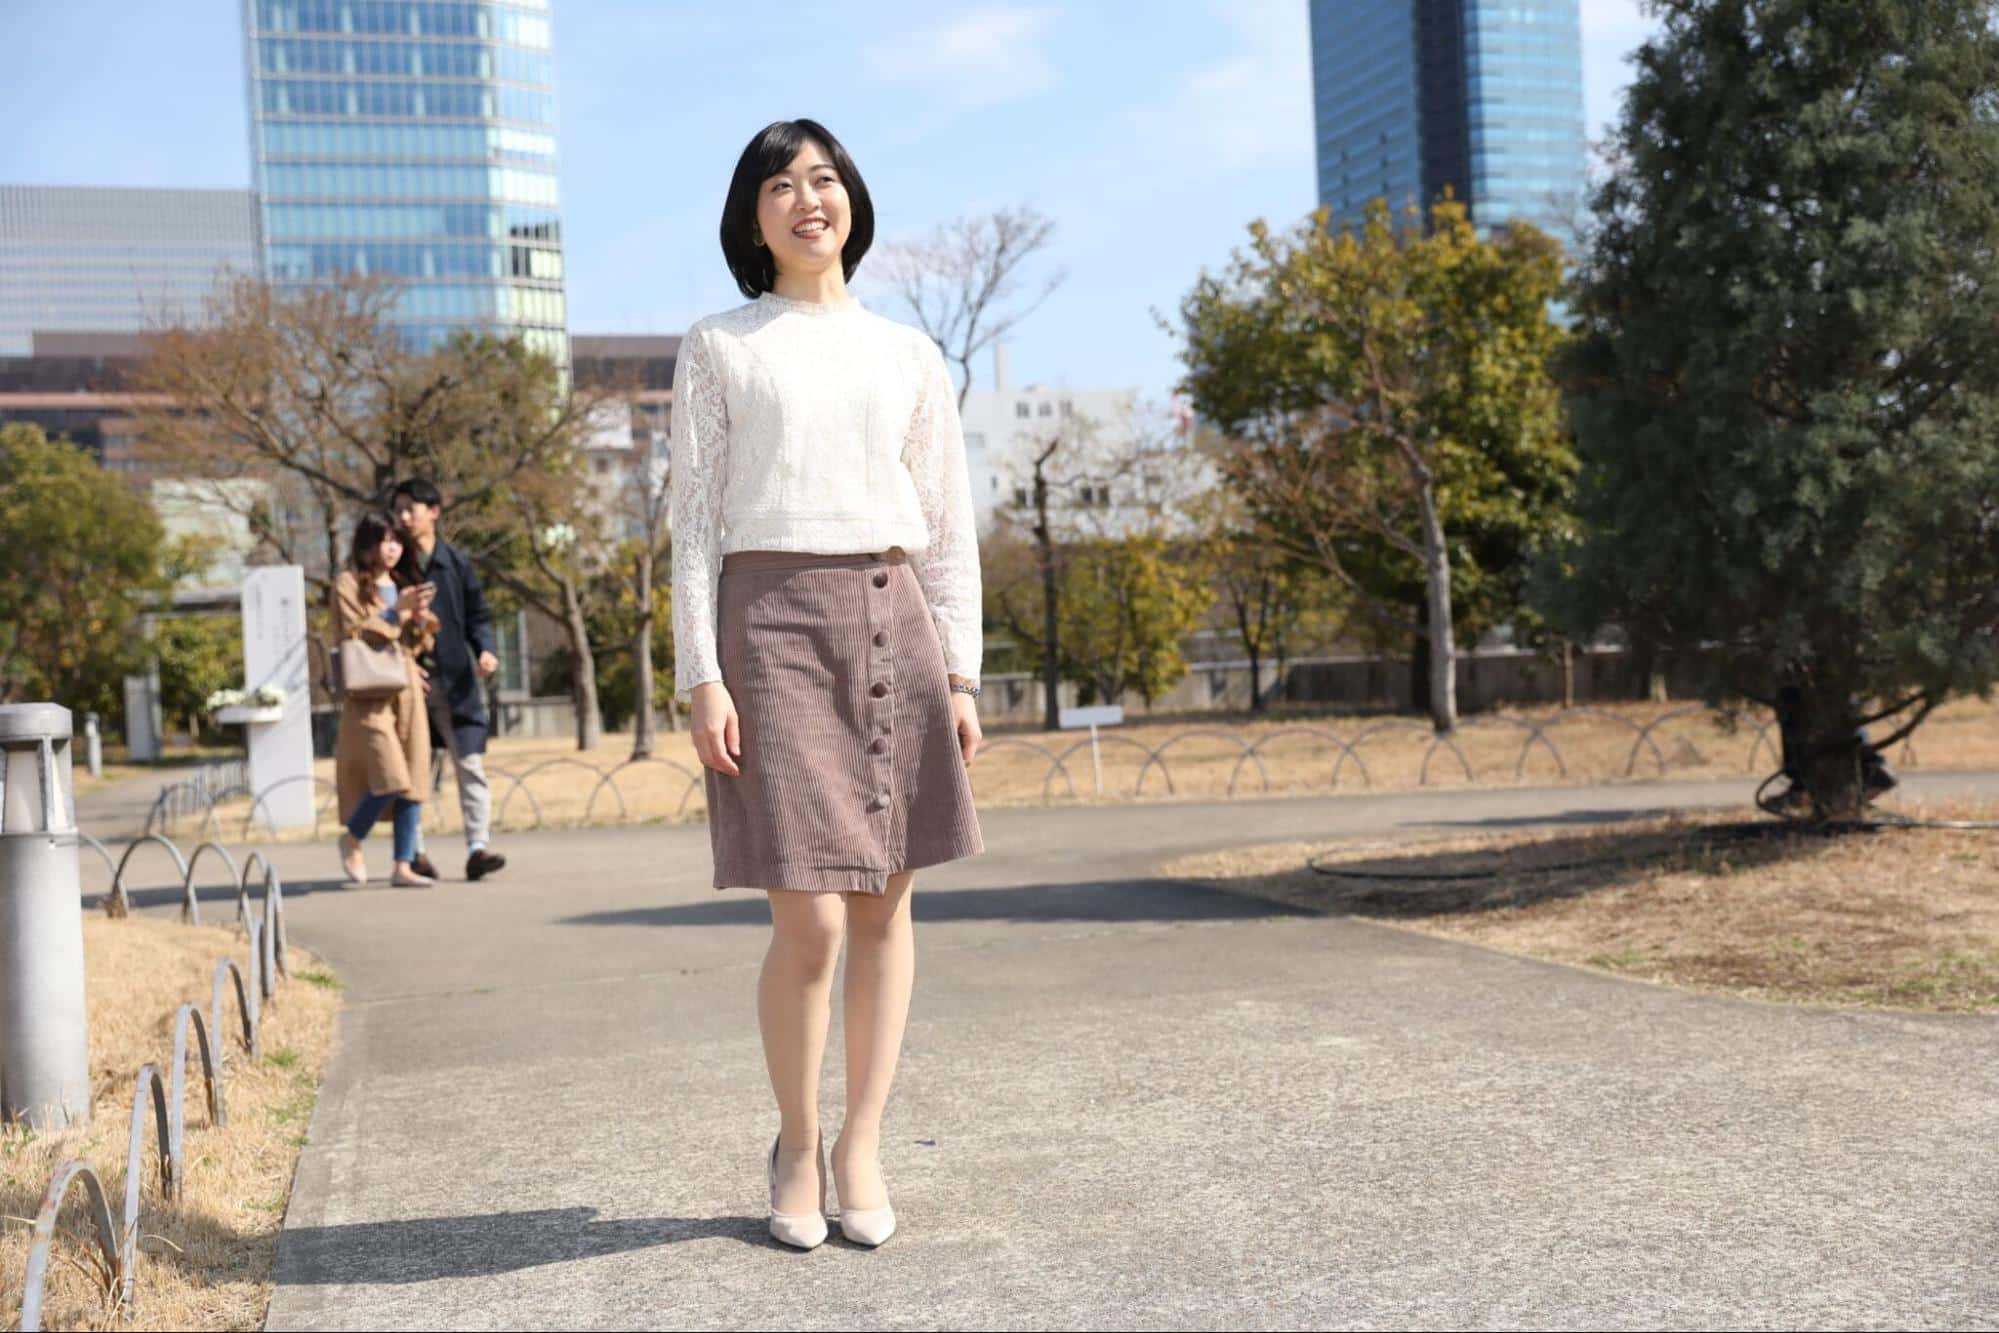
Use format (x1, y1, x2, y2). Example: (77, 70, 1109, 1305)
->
(704, 546, 984, 894)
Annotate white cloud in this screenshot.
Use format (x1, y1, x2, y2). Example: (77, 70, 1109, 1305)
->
(1134, 1, 1313, 174)
(861, 6, 1058, 110)
(1581, 0, 1661, 146)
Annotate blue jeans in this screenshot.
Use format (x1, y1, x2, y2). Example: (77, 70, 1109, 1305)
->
(346, 792, 421, 865)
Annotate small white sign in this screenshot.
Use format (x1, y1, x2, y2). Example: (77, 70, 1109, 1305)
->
(1059, 704, 1124, 729)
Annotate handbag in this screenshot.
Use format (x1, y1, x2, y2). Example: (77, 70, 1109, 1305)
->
(337, 635, 409, 700)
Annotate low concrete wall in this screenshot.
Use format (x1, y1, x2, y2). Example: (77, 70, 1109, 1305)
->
(492, 694, 581, 740)
(976, 647, 1673, 723)
(486, 650, 1675, 732)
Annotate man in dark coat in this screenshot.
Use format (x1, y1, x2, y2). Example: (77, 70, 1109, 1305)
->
(393, 479, 507, 881)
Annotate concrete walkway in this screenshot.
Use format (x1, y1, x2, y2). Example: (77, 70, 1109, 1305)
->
(74, 768, 171, 842)
(95, 773, 1999, 1329)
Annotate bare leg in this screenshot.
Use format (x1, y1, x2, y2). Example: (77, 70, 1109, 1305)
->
(833, 870, 915, 1210)
(760, 890, 846, 1214)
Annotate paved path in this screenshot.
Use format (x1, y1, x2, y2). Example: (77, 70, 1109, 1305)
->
(90, 774, 1999, 1328)
(74, 769, 170, 842)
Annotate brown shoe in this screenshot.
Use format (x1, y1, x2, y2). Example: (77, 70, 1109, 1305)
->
(409, 852, 440, 881)
(466, 848, 507, 881)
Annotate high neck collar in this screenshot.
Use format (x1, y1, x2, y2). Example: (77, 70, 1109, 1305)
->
(757, 289, 862, 317)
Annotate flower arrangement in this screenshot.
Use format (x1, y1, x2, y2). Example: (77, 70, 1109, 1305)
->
(205, 685, 287, 713)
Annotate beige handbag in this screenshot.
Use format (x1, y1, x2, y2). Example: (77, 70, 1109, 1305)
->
(337, 636, 408, 700)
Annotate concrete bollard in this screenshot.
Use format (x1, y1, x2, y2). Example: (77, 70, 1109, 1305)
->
(0, 703, 91, 1129)
(83, 711, 102, 779)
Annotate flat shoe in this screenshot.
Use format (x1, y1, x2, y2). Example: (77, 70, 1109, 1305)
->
(337, 834, 367, 885)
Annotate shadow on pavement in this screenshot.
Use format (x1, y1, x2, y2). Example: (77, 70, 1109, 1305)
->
(276, 1207, 774, 1284)
(1230, 821, 1809, 920)
(1416, 806, 1688, 830)
(558, 878, 1312, 929)
(82, 878, 355, 914)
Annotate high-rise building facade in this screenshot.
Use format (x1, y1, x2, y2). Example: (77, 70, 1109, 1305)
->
(1310, 0, 1586, 238)
(243, 0, 569, 361)
(0, 186, 258, 355)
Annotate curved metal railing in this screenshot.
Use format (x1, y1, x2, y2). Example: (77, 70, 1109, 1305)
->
(17, 831, 290, 1330)
(134, 704, 1961, 843)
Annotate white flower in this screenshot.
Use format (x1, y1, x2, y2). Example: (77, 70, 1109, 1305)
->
(541, 522, 577, 551)
(206, 685, 286, 712)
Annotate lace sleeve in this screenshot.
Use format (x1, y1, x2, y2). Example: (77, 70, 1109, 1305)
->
(901, 340, 983, 682)
(669, 327, 730, 703)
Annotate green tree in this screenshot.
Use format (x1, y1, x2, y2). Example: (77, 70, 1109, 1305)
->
(154, 613, 244, 744)
(1553, 0, 1999, 818)
(537, 555, 676, 736)
(1056, 535, 1213, 708)
(1185, 482, 1345, 713)
(0, 424, 167, 713)
(613, 413, 678, 755)
(1179, 196, 1574, 733)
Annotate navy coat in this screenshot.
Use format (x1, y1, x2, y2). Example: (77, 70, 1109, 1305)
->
(411, 538, 497, 757)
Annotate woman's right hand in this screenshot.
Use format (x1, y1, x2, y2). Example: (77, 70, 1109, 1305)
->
(393, 582, 434, 617)
(691, 681, 741, 776)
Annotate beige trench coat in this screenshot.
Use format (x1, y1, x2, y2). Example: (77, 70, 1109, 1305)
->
(333, 569, 432, 822)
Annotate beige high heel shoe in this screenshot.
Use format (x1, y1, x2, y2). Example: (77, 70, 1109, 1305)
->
(767, 1133, 828, 1250)
(831, 1144, 897, 1247)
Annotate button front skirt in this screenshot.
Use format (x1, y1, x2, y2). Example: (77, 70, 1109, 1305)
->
(705, 547, 985, 894)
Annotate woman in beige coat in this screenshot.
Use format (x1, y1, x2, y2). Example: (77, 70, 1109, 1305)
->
(333, 511, 438, 887)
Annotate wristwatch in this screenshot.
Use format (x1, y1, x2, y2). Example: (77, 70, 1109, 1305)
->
(949, 680, 981, 698)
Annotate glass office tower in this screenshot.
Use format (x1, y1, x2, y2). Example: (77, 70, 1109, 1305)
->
(1310, 0, 1586, 238)
(243, 0, 568, 362)
(0, 186, 259, 354)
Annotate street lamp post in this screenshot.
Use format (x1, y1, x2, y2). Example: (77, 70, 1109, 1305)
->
(0, 702, 91, 1129)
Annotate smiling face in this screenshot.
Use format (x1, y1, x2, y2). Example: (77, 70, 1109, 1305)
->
(754, 139, 850, 280)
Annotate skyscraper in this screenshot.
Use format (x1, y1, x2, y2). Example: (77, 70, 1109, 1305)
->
(1310, 0, 1586, 238)
(243, 0, 569, 362)
(0, 185, 258, 355)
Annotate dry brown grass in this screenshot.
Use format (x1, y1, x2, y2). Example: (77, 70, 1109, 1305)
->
(70, 765, 154, 802)
(162, 696, 1999, 844)
(0, 918, 339, 1331)
(1158, 797, 1999, 1012)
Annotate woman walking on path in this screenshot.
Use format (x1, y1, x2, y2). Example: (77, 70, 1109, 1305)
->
(333, 511, 438, 889)
(669, 118, 986, 1250)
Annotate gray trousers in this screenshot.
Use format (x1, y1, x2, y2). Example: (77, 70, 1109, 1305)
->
(417, 728, 493, 853)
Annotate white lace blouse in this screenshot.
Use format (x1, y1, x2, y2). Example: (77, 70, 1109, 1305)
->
(668, 290, 983, 704)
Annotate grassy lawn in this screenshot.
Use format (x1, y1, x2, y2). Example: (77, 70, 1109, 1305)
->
(1157, 797, 1999, 1012)
(0, 918, 339, 1331)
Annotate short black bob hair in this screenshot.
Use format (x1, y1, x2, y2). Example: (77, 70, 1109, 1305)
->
(718, 119, 874, 300)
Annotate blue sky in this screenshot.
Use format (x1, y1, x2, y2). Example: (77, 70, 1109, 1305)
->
(4, 1, 1659, 404)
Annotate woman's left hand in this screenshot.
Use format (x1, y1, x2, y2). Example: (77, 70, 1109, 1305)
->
(950, 690, 981, 766)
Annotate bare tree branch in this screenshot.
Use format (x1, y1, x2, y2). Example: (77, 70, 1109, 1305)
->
(870, 205, 1067, 407)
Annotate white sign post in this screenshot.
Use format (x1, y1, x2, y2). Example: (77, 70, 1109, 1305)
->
(1058, 703, 1125, 796)
(242, 566, 315, 830)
